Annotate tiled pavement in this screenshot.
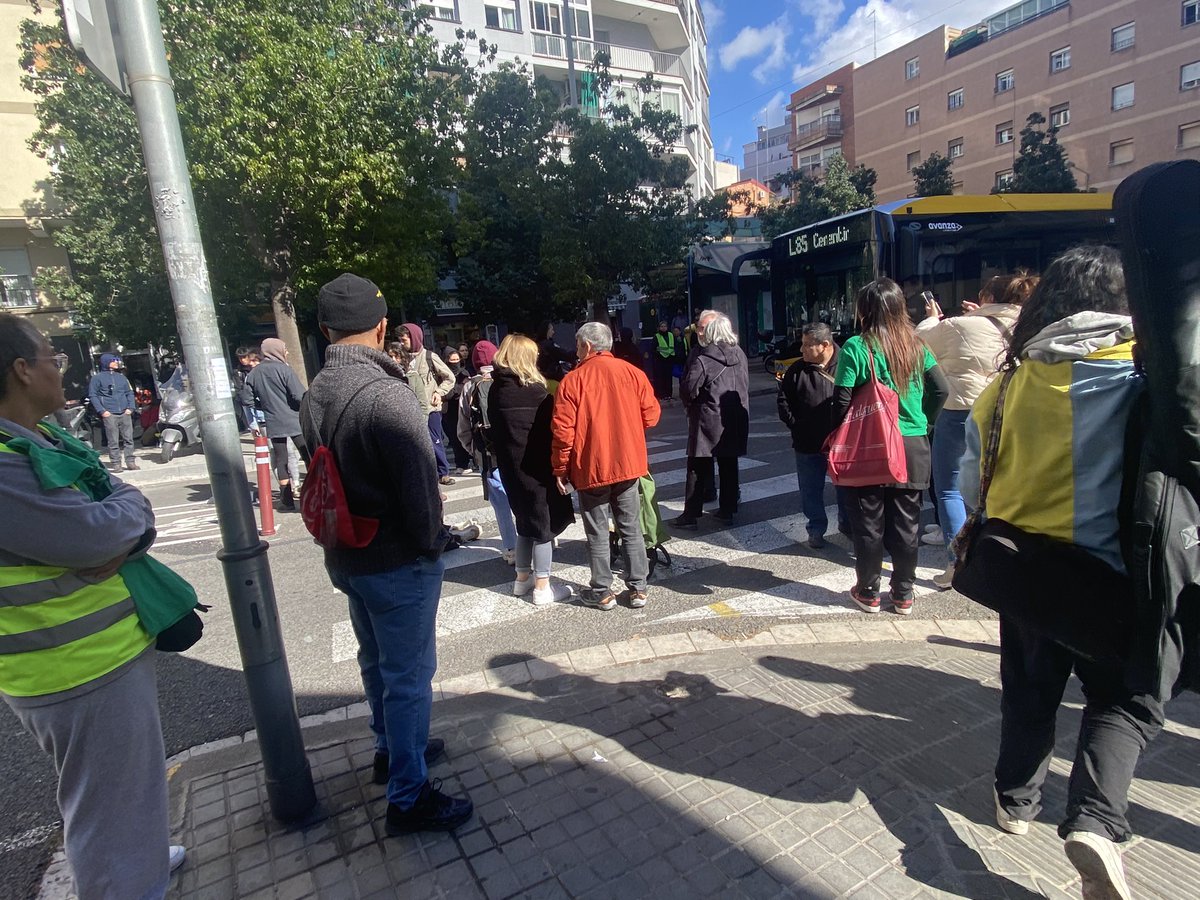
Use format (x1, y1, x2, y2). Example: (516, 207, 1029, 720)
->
(40, 623, 1200, 899)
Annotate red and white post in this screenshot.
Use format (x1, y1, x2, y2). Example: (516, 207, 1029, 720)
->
(254, 432, 277, 536)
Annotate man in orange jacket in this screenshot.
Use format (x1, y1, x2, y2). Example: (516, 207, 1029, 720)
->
(551, 322, 660, 611)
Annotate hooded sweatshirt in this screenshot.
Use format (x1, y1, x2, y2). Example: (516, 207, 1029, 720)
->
(961, 313, 1142, 573)
(87, 355, 136, 416)
(401, 323, 454, 407)
(241, 339, 305, 438)
(679, 341, 751, 458)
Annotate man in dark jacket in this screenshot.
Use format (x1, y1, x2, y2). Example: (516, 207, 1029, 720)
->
(300, 273, 472, 835)
(778, 323, 850, 549)
(674, 311, 750, 528)
(240, 338, 308, 510)
(87, 352, 138, 470)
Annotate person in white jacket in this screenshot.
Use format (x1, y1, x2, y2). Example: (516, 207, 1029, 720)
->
(916, 272, 1038, 587)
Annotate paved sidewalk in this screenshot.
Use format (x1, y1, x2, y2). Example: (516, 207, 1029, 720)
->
(40, 623, 1200, 899)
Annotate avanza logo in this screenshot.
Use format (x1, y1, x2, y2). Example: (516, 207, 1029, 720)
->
(926, 222, 964, 233)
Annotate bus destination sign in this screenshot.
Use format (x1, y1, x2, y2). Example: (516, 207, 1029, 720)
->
(785, 216, 869, 257)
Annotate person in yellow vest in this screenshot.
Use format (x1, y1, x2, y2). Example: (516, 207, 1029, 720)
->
(0, 313, 184, 898)
(652, 320, 675, 402)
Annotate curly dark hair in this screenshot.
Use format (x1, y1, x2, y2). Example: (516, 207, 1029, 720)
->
(1002, 245, 1127, 370)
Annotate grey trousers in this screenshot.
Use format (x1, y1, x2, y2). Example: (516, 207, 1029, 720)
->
(270, 436, 301, 485)
(102, 412, 134, 465)
(8, 652, 170, 900)
(579, 478, 648, 597)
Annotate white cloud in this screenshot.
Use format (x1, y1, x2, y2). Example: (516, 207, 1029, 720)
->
(701, 0, 726, 34)
(753, 90, 790, 128)
(791, 0, 1001, 85)
(719, 15, 792, 83)
(796, 0, 845, 41)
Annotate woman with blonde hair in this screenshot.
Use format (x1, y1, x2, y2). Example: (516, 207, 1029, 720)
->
(917, 272, 1039, 587)
(489, 334, 575, 605)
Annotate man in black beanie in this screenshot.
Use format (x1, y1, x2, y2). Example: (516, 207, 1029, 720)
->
(300, 273, 473, 833)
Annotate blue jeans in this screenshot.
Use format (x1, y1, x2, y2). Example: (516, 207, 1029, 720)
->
(795, 452, 851, 539)
(486, 468, 518, 551)
(329, 557, 445, 810)
(932, 408, 970, 560)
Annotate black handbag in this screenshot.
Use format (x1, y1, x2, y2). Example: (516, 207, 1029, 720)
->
(951, 371, 1132, 664)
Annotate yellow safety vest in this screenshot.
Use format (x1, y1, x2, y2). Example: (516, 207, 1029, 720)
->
(0, 441, 153, 697)
(655, 332, 675, 359)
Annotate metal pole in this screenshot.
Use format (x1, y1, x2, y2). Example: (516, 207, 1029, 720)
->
(562, 0, 578, 107)
(114, 0, 316, 821)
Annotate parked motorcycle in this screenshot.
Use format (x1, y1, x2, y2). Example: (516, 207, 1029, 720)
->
(47, 401, 94, 448)
(157, 366, 200, 463)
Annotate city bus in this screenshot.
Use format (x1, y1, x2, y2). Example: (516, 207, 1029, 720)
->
(757, 193, 1115, 352)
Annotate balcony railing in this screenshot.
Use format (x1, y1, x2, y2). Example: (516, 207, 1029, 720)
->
(790, 115, 842, 150)
(0, 274, 36, 309)
(789, 85, 843, 112)
(533, 34, 685, 78)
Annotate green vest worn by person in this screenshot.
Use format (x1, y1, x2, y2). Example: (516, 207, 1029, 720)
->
(655, 332, 675, 359)
(0, 423, 195, 697)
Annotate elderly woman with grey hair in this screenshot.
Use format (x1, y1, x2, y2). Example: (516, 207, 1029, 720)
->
(673, 311, 750, 528)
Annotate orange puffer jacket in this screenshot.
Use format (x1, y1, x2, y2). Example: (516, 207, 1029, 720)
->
(551, 352, 660, 490)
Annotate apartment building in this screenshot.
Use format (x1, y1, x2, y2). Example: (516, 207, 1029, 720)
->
(826, 0, 1200, 199)
(739, 116, 792, 187)
(787, 63, 855, 178)
(426, 0, 716, 197)
(0, 1, 77, 361)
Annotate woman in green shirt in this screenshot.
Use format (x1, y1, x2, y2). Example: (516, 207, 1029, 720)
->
(832, 278, 949, 615)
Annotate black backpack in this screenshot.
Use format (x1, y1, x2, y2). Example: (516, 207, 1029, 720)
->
(468, 377, 495, 458)
(1114, 160, 1200, 700)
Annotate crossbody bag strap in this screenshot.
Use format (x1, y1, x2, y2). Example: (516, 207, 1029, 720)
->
(974, 368, 1016, 513)
(306, 380, 379, 450)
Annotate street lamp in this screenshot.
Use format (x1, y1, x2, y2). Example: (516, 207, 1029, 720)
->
(1068, 161, 1091, 190)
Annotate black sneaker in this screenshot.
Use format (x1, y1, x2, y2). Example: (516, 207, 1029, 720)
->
(385, 780, 473, 835)
(373, 739, 446, 785)
(807, 534, 827, 550)
(712, 510, 735, 524)
(669, 515, 699, 530)
(279, 483, 296, 510)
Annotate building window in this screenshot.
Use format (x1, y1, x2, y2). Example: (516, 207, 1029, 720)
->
(907, 151, 921, 171)
(1183, 61, 1200, 90)
(1109, 139, 1134, 166)
(1050, 46, 1071, 72)
(995, 69, 1014, 93)
(948, 138, 964, 159)
(1112, 82, 1135, 110)
(485, 1, 518, 30)
(947, 88, 964, 110)
(1180, 121, 1200, 149)
(995, 170, 1014, 191)
(425, 1, 457, 20)
(905, 57, 919, 79)
(906, 105, 920, 126)
(1050, 102, 1070, 129)
(0, 249, 36, 309)
(1186, 1, 1199, 27)
(996, 121, 1014, 144)
(1111, 22, 1135, 51)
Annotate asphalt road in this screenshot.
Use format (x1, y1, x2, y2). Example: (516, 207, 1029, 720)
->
(0, 391, 990, 899)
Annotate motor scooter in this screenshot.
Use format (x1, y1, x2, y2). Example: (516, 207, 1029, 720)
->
(157, 366, 201, 463)
(47, 401, 94, 448)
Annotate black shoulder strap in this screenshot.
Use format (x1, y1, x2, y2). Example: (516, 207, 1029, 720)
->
(306, 380, 380, 450)
(983, 315, 1014, 344)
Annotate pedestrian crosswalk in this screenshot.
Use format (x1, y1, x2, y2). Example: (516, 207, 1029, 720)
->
(324, 423, 954, 662)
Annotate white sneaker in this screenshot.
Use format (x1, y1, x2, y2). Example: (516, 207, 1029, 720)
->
(924, 523, 941, 535)
(513, 577, 534, 597)
(450, 521, 482, 542)
(500, 549, 515, 565)
(921, 530, 944, 546)
(933, 563, 955, 590)
(168, 845, 186, 873)
(1064, 831, 1131, 900)
(994, 790, 1030, 835)
(530, 583, 573, 606)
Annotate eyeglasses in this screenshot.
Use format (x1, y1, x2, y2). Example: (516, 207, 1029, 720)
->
(34, 354, 69, 372)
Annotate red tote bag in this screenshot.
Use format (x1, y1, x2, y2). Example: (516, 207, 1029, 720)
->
(823, 349, 908, 487)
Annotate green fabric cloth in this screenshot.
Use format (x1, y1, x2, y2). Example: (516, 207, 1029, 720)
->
(4, 422, 198, 636)
(834, 336, 938, 437)
(638, 474, 669, 547)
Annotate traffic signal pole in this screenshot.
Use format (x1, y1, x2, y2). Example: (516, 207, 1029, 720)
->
(115, 0, 315, 820)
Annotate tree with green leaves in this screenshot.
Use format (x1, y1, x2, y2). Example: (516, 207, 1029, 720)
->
(757, 154, 877, 241)
(911, 152, 956, 196)
(1001, 112, 1078, 194)
(452, 64, 566, 330)
(22, 0, 482, 375)
(540, 59, 711, 323)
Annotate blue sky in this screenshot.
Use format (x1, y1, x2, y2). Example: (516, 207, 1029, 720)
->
(702, 0, 1009, 165)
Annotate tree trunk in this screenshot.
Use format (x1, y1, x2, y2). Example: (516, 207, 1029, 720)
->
(591, 296, 609, 324)
(270, 279, 309, 388)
